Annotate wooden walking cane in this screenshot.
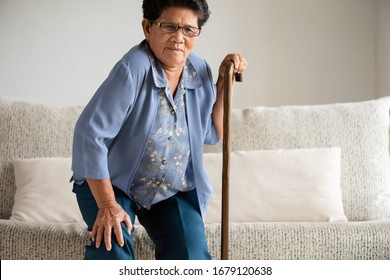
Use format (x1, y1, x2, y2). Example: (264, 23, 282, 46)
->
(221, 61, 242, 260)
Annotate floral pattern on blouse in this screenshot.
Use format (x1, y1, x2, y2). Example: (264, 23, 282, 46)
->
(130, 82, 193, 209)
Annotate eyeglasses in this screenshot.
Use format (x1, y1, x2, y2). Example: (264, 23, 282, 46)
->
(150, 21, 201, 37)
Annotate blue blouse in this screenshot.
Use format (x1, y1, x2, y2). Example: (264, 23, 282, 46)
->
(71, 40, 219, 216)
(131, 78, 194, 209)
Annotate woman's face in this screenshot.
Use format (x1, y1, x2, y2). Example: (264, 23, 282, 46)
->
(143, 6, 199, 73)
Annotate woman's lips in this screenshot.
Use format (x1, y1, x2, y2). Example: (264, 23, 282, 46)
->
(167, 47, 184, 52)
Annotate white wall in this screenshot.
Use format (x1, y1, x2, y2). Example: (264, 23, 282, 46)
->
(0, 0, 388, 108)
(377, 0, 390, 98)
(0, 0, 143, 106)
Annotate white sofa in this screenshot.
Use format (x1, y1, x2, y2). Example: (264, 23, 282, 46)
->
(1, 95, 390, 260)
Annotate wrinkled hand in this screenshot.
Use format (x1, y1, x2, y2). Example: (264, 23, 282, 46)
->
(91, 200, 132, 251)
(218, 53, 248, 80)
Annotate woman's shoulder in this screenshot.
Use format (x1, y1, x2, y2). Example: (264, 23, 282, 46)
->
(119, 40, 150, 68)
(188, 52, 209, 69)
(187, 52, 213, 86)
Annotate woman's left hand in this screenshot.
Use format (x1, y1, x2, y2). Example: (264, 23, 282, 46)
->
(213, 53, 247, 141)
(218, 53, 248, 80)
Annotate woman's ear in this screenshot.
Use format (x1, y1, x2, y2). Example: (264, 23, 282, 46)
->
(142, 19, 151, 40)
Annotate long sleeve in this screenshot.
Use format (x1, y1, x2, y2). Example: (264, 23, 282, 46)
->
(71, 61, 136, 181)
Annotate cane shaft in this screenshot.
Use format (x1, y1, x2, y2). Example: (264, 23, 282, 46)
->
(221, 62, 242, 260)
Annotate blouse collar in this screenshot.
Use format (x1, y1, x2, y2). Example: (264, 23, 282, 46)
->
(144, 41, 203, 90)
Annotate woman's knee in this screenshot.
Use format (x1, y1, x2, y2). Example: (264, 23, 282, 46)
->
(85, 222, 136, 260)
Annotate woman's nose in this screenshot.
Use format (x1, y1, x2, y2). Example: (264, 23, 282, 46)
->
(172, 28, 185, 42)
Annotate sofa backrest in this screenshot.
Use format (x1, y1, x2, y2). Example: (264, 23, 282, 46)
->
(1, 96, 390, 221)
(204, 97, 390, 221)
(0, 97, 82, 219)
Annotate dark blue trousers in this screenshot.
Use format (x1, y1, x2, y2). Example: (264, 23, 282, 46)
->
(73, 182, 211, 260)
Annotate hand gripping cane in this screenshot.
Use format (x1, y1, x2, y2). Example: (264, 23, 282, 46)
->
(221, 61, 242, 260)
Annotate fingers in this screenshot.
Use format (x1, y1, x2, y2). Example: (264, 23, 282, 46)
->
(113, 222, 124, 248)
(219, 53, 248, 79)
(104, 224, 113, 251)
(229, 53, 248, 73)
(92, 221, 105, 249)
(123, 215, 133, 234)
(115, 213, 133, 248)
(91, 208, 132, 251)
(91, 222, 98, 242)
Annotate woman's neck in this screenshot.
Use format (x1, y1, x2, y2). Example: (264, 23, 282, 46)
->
(164, 67, 183, 96)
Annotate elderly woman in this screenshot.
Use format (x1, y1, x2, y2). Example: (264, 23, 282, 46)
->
(71, 0, 247, 260)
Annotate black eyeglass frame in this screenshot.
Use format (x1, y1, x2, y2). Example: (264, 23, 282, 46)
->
(149, 20, 202, 37)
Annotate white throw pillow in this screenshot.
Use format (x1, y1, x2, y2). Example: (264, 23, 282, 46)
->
(11, 157, 83, 223)
(203, 96, 390, 221)
(204, 147, 347, 223)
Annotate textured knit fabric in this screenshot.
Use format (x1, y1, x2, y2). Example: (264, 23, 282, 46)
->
(1, 96, 390, 259)
(1, 220, 390, 260)
(0, 97, 82, 219)
(204, 97, 390, 221)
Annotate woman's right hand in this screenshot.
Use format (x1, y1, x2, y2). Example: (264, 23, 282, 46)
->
(92, 200, 132, 251)
(86, 178, 132, 251)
